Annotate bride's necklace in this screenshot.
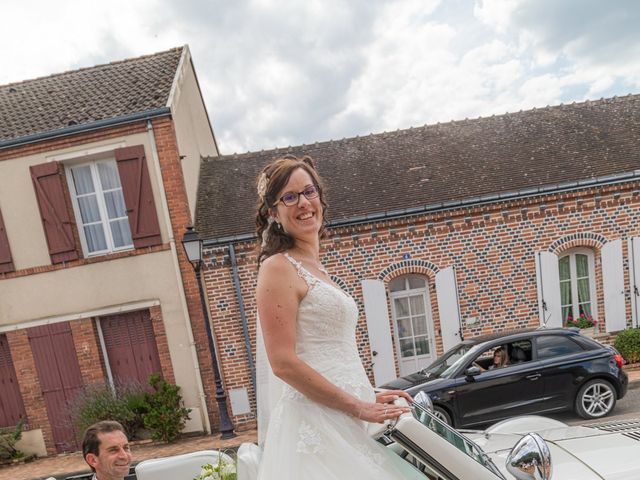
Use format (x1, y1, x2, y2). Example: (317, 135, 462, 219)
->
(291, 253, 329, 276)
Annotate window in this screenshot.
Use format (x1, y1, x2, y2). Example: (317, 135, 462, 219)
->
(0, 334, 26, 427)
(31, 145, 161, 263)
(67, 159, 133, 255)
(536, 335, 584, 359)
(389, 275, 436, 375)
(559, 249, 596, 325)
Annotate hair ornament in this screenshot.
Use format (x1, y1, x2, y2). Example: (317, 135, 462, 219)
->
(257, 172, 269, 200)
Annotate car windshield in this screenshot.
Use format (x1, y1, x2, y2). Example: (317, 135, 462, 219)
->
(420, 342, 480, 378)
(411, 403, 505, 479)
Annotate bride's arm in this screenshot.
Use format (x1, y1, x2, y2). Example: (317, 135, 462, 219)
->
(257, 254, 408, 423)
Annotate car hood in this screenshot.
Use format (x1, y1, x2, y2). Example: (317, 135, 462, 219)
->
(382, 372, 446, 391)
(468, 422, 640, 480)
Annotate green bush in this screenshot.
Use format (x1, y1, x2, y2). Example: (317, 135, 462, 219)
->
(73, 383, 146, 439)
(615, 327, 640, 364)
(143, 373, 191, 443)
(0, 419, 25, 461)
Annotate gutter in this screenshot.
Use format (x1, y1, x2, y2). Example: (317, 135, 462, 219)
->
(202, 168, 640, 247)
(0, 107, 171, 150)
(229, 244, 256, 393)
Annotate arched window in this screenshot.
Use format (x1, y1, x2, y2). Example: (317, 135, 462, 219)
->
(389, 275, 435, 375)
(558, 249, 597, 325)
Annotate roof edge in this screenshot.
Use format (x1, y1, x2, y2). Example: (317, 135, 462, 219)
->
(0, 107, 172, 150)
(201, 168, 640, 246)
(166, 45, 189, 109)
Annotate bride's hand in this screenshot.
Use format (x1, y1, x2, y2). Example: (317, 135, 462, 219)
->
(355, 400, 411, 424)
(375, 389, 413, 405)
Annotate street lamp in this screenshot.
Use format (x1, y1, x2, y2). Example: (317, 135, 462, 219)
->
(182, 226, 236, 439)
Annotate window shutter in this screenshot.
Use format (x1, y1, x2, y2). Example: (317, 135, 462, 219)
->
(115, 145, 162, 248)
(0, 208, 14, 273)
(30, 162, 79, 264)
(535, 251, 562, 328)
(630, 237, 640, 329)
(361, 279, 396, 386)
(602, 239, 626, 332)
(435, 266, 462, 351)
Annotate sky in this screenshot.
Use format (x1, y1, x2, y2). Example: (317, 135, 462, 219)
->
(2, 0, 640, 155)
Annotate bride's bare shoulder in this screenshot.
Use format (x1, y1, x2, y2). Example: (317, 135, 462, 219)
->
(258, 253, 297, 283)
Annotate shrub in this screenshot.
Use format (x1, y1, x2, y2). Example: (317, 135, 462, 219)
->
(72, 383, 147, 439)
(615, 327, 640, 364)
(0, 420, 25, 461)
(143, 373, 191, 443)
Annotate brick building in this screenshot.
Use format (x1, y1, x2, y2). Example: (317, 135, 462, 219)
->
(195, 94, 640, 429)
(0, 46, 224, 455)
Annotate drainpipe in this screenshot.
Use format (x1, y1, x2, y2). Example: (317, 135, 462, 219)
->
(228, 243, 257, 393)
(146, 120, 211, 434)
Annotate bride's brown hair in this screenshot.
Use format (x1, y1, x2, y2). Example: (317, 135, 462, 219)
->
(255, 154, 328, 266)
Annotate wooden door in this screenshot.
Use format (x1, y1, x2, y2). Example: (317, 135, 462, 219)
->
(27, 323, 83, 452)
(100, 310, 162, 388)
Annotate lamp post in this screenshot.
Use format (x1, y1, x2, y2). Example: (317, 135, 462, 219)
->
(182, 226, 236, 439)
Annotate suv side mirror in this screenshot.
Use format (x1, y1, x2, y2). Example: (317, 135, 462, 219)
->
(464, 365, 482, 377)
(506, 433, 552, 480)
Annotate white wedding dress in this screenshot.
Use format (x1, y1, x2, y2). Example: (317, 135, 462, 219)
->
(255, 253, 421, 479)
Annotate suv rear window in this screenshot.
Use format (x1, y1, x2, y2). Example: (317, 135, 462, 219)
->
(537, 335, 584, 359)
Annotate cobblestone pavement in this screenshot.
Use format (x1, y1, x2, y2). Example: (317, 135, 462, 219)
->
(3, 368, 639, 480)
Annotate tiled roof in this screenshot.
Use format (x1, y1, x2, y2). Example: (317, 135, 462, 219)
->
(0, 47, 183, 143)
(196, 94, 640, 240)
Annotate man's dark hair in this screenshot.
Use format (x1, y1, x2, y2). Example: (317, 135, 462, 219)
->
(82, 420, 126, 470)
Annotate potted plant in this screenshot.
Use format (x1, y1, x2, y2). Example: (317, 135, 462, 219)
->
(566, 313, 599, 336)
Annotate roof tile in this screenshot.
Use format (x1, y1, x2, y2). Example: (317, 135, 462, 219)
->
(196, 95, 640, 240)
(0, 47, 183, 142)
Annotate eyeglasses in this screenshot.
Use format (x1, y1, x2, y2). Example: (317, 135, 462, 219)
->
(274, 184, 320, 207)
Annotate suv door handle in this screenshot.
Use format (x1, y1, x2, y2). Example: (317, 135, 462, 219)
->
(526, 374, 541, 381)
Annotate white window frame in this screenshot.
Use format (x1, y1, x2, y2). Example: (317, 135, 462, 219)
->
(558, 248, 598, 323)
(65, 157, 134, 257)
(389, 275, 436, 375)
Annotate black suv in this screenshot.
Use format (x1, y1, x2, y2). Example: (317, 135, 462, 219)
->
(382, 328, 628, 427)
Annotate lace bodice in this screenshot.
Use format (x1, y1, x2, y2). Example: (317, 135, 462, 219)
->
(282, 253, 374, 402)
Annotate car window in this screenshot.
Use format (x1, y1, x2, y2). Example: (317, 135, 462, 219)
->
(409, 403, 505, 479)
(536, 335, 584, 359)
(506, 340, 532, 364)
(423, 343, 480, 378)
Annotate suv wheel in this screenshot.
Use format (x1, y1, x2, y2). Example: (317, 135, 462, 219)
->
(434, 406, 452, 425)
(575, 379, 616, 419)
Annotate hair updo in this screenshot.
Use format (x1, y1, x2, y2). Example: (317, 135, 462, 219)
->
(255, 154, 328, 266)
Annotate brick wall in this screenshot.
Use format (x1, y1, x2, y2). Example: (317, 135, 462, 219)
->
(149, 116, 223, 431)
(71, 318, 107, 386)
(201, 181, 640, 427)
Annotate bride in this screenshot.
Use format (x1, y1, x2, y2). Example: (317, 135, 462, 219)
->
(254, 154, 419, 479)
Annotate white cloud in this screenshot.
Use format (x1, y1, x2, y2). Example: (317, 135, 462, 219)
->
(2, 0, 640, 152)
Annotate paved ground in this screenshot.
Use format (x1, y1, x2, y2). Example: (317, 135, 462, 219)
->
(3, 366, 639, 480)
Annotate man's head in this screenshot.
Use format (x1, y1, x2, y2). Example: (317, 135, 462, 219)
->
(82, 421, 132, 479)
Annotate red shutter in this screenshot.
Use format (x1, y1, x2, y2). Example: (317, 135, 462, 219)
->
(30, 162, 79, 264)
(0, 208, 14, 273)
(0, 334, 26, 427)
(115, 145, 162, 248)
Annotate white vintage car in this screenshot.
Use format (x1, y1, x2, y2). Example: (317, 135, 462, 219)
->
(383, 399, 640, 480)
(234, 394, 640, 480)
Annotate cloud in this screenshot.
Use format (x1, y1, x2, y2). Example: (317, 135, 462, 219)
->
(2, 0, 640, 153)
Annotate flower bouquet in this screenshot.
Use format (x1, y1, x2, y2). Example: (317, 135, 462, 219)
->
(194, 453, 236, 480)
